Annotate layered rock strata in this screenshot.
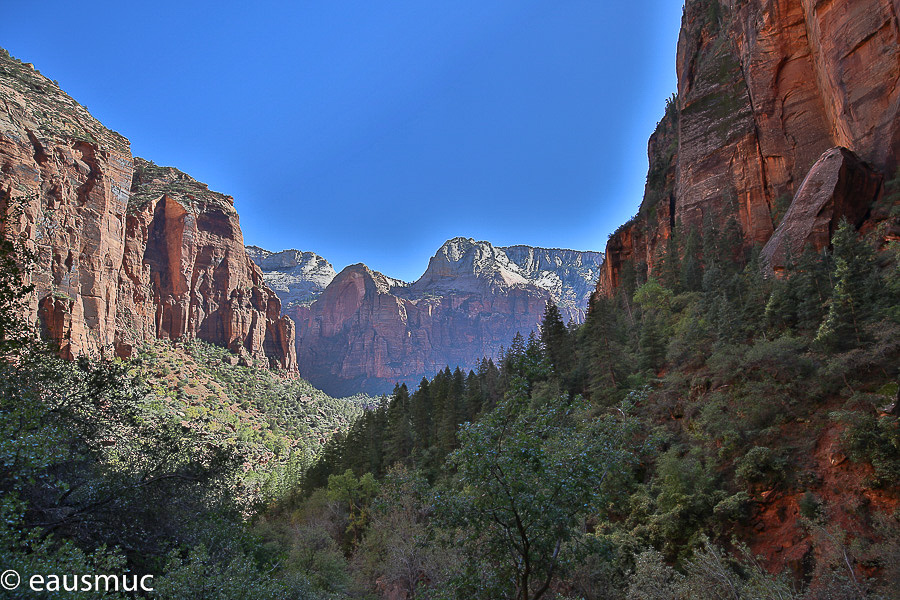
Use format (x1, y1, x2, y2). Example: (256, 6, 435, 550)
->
(0, 51, 296, 369)
(597, 0, 899, 294)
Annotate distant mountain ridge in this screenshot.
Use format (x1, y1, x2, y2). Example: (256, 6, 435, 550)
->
(245, 246, 337, 308)
(250, 237, 601, 395)
(403, 238, 601, 323)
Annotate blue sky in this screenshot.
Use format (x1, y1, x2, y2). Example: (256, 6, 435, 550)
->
(2, 1, 684, 282)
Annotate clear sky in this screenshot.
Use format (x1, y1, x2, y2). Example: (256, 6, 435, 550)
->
(2, 1, 684, 282)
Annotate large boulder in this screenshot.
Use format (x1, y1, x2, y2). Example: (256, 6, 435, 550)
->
(761, 147, 883, 273)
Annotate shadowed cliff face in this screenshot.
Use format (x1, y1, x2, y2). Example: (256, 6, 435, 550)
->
(597, 0, 900, 295)
(291, 238, 601, 396)
(0, 51, 296, 370)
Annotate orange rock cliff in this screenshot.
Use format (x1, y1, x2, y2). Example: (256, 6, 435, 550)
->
(597, 0, 899, 294)
(0, 52, 296, 370)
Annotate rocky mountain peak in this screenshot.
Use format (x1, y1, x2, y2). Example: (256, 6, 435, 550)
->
(412, 237, 529, 294)
(335, 263, 405, 295)
(246, 246, 337, 308)
(291, 238, 601, 394)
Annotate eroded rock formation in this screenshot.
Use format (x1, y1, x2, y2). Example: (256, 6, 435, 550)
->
(0, 51, 296, 369)
(597, 0, 899, 295)
(293, 238, 601, 395)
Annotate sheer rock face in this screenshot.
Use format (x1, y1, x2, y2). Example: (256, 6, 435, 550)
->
(0, 52, 296, 370)
(597, 0, 899, 295)
(293, 238, 601, 396)
(121, 160, 297, 370)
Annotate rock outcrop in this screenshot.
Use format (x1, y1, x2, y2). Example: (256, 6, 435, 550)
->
(502, 245, 602, 323)
(246, 246, 336, 308)
(293, 238, 601, 395)
(761, 148, 884, 272)
(0, 50, 296, 370)
(597, 0, 899, 295)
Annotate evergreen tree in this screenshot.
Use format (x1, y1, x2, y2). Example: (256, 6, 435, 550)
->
(365, 405, 387, 474)
(410, 377, 432, 451)
(430, 369, 452, 446)
(465, 370, 482, 421)
(436, 369, 465, 454)
(384, 384, 412, 468)
(815, 220, 876, 350)
(737, 248, 769, 338)
(793, 245, 833, 331)
(540, 300, 573, 377)
(501, 332, 528, 389)
(477, 358, 501, 413)
(638, 311, 666, 374)
(583, 295, 631, 403)
(658, 234, 682, 293)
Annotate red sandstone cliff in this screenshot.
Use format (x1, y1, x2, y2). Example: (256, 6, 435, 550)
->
(0, 51, 296, 370)
(292, 239, 593, 396)
(597, 0, 899, 294)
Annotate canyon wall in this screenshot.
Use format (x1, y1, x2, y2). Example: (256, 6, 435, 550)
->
(597, 0, 899, 294)
(0, 51, 296, 369)
(290, 238, 601, 396)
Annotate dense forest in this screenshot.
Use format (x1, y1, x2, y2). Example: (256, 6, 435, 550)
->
(2, 0, 899, 594)
(284, 210, 900, 599)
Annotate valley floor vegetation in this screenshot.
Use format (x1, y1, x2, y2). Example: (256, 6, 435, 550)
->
(2, 207, 899, 599)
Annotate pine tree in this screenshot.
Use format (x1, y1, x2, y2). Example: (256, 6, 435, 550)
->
(436, 368, 466, 454)
(584, 295, 631, 404)
(815, 220, 876, 350)
(477, 358, 501, 412)
(540, 300, 573, 377)
(501, 332, 527, 386)
(658, 235, 682, 293)
(410, 377, 432, 451)
(792, 245, 833, 331)
(465, 370, 482, 421)
(430, 369, 452, 446)
(639, 311, 667, 374)
(738, 248, 769, 338)
(384, 384, 412, 468)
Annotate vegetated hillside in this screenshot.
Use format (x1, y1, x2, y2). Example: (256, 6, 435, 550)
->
(132, 338, 370, 500)
(291, 216, 900, 599)
(0, 48, 296, 369)
(292, 237, 601, 396)
(266, 0, 900, 596)
(0, 237, 373, 598)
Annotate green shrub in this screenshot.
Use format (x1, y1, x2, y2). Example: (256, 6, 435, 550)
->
(735, 446, 785, 488)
